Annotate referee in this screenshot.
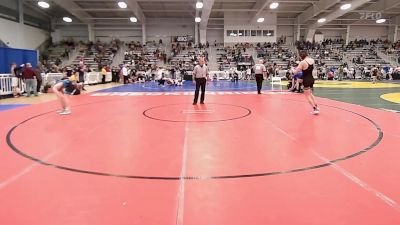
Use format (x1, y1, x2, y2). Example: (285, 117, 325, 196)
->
(253, 59, 267, 94)
(192, 57, 211, 105)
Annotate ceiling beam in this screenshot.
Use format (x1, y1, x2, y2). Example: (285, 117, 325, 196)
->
(346, 0, 400, 25)
(68, 8, 130, 11)
(52, 0, 93, 23)
(200, 0, 215, 29)
(126, 0, 146, 23)
(297, 0, 341, 24)
(308, 0, 372, 29)
(213, 9, 258, 12)
(249, 0, 274, 23)
(142, 10, 193, 12)
(23, 2, 52, 19)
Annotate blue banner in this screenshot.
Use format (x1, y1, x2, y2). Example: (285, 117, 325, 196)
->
(0, 47, 38, 73)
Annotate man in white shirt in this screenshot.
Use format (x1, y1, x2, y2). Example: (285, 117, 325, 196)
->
(252, 59, 267, 94)
(122, 64, 129, 84)
(192, 57, 211, 104)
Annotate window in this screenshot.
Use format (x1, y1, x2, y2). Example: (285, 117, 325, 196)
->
(238, 30, 244, 37)
(268, 30, 275, 37)
(263, 30, 269, 37)
(257, 30, 262, 36)
(251, 30, 256, 37)
(245, 30, 250, 36)
(232, 30, 238, 36)
(227, 30, 232, 37)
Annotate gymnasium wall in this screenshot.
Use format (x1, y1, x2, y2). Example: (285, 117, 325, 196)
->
(0, 47, 38, 73)
(318, 30, 346, 40)
(147, 24, 195, 45)
(51, 26, 89, 43)
(0, 18, 49, 50)
(52, 24, 394, 45)
(277, 26, 295, 44)
(348, 26, 389, 41)
(224, 12, 277, 43)
(53, 23, 195, 45)
(206, 29, 224, 43)
(95, 29, 142, 43)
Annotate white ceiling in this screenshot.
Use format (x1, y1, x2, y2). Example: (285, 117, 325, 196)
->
(24, 0, 400, 29)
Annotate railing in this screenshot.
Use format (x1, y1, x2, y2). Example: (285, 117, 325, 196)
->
(0, 74, 26, 96)
(0, 72, 113, 96)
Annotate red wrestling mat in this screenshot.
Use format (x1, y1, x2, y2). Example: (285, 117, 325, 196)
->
(0, 93, 399, 225)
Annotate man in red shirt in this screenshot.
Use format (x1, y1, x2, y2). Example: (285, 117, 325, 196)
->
(22, 63, 38, 97)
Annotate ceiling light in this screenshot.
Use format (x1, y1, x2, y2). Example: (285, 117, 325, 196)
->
(257, 17, 264, 23)
(63, 17, 72, 23)
(196, 1, 203, 9)
(38, 1, 50, 9)
(195, 17, 201, 22)
(118, 1, 128, 9)
(130, 17, 137, 22)
(317, 18, 326, 23)
(267, 33, 271, 36)
(269, 2, 279, 9)
(376, 18, 386, 24)
(340, 3, 351, 10)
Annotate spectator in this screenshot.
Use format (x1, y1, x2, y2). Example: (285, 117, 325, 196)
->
(22, 63, 38, 97)
(122, 64, 129, 84)
(35, 62, 44, 93)
(101, 65, 107, 84)
(10, 63, 20, 98)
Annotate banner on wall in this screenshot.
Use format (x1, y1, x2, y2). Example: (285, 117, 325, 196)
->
(314, 34, 324, 43)
(173, 36, 194, 42)
(0, 47, 38, 73)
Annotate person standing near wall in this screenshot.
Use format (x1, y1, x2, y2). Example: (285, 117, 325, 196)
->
(101, 65, 107, 84)
(78, 62, 86, 90)
(253, 59, 267, 94)
(338, 65, 344, 81)
(35, 62, 43, 94)
(122, 64, 129, 84)
(22, 63, 38, 97)
(10, 63, 20, 98)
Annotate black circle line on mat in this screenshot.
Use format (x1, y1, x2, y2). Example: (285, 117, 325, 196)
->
(6, 100, 383, 180)
(142, 103, 252, 122)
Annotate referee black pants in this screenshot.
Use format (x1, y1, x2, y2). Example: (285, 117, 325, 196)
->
(194, 78, 206, 103)
(255, 74, 264, 93)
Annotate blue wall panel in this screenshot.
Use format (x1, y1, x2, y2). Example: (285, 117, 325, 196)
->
(0, 47, 37, 73)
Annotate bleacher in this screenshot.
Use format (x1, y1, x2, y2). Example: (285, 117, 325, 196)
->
(123, 42, 164, 70)
(70, 41, 118, 71)
(216, 46, 253, 71)
(41, 42, 76, 68)
(256, 43, 293, 69)
(169, 45, 207, 71)
(344, 46, 391, 67)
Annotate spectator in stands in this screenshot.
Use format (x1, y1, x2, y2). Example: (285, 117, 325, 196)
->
(22, 63, 38, 97)
(10, 63, 20, 98)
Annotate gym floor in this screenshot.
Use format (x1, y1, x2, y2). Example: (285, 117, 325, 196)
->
(0, 80, 399, 225)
